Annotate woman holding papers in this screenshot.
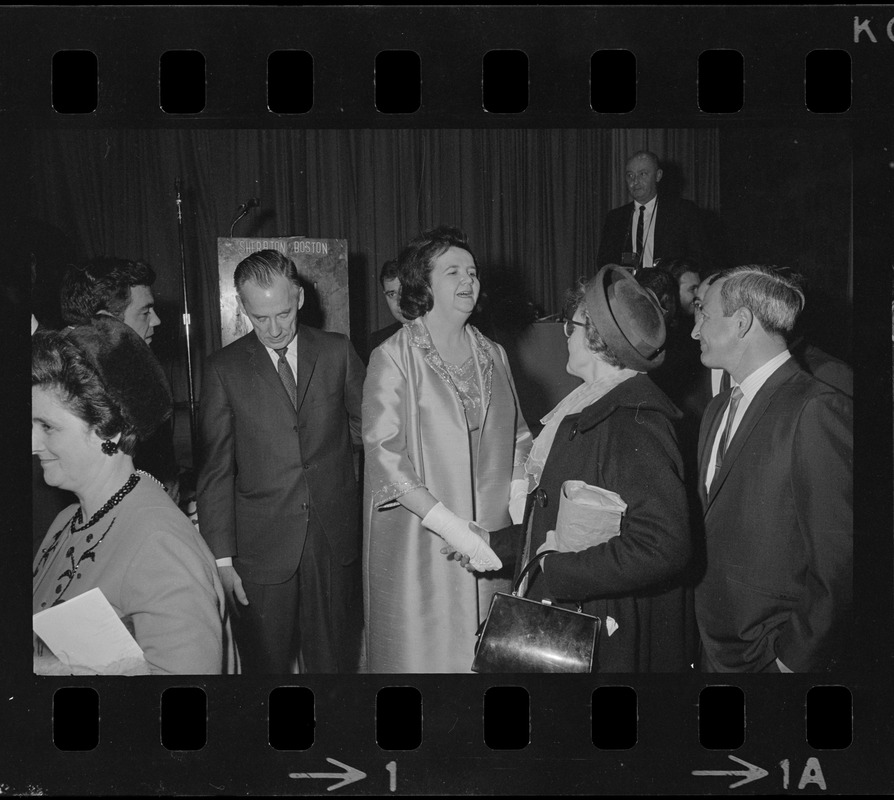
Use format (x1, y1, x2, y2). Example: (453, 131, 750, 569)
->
(507, 265, 696, 672)
(362, 227, 532, 672)
(32, 317, 237, 675)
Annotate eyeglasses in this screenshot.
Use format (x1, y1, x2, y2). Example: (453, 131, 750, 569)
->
(562, 318, 586, 338)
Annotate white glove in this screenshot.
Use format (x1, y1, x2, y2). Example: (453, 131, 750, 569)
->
(422, 502, 502, 572)
(508, 478, 528, 525)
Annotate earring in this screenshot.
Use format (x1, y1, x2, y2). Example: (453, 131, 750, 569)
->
(101, 439, 119, 456)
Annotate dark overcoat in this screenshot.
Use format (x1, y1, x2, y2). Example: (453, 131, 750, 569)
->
(523, 374, 698, 672)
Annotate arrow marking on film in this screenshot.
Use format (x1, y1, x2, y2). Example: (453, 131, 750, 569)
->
(692, 755, 769, 789)
(289, 758, 367, 791)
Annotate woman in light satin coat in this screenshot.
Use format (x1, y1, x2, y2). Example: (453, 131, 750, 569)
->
(362, 226, 532, 673)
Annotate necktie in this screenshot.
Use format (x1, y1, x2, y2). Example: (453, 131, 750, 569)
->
(275, 347, 298, 409)
(713, 386, 743, 480)
(635, 204, 645, 254)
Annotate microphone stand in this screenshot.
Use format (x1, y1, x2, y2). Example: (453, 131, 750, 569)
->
(174, 178, 199, 468)
(229, 206, 249, 238)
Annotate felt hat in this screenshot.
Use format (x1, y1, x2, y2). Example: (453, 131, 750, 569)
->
(583, 265, 666, 372)
(65, 315, 172, 439)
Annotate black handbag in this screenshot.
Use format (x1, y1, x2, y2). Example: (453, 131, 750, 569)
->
(471, 550, 601, 673)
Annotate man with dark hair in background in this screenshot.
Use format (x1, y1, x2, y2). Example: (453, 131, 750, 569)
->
(59, 258, 179, 500)
(197, 249, 365, 674)
(61, 257, 161, 343)
(597, 151, 709, 270)
(365, 258, 408, 360)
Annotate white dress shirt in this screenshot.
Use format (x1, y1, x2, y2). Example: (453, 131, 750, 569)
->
(704, 350, 791, 496)
(263, 336, 298, 381)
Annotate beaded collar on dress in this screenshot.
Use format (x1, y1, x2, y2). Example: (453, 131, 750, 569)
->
(406, 318, 494, 410)
(33, 470, 165, 607)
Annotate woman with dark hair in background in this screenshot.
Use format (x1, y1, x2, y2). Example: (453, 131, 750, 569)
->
(362, 226, 532, 673)
(32, 316, 237, 675)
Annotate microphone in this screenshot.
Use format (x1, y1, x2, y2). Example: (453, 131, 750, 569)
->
(235, 197, 259, 213)
(230, 197, 260, 236)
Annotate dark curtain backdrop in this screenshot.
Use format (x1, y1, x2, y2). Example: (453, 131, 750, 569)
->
(29, 126, 719, 363)
(30, 127, 723, 462)
(29, 125, 860, 467)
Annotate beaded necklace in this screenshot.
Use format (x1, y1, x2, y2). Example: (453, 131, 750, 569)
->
(70, 472, 140, 531)
(33, 472, 142, 582)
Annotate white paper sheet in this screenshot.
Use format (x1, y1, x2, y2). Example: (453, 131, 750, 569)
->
(33, 587, 145, 672)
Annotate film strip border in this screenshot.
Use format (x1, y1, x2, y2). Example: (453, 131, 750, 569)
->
(7, 676, 875, 795)
(4, 5, 893, 796)
(2, 6, 894, 124)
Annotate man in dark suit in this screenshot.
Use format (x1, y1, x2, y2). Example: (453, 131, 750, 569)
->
(597, 151, 708, 269)
(692, 265, 852, 672)
(197, 249, 365, 673)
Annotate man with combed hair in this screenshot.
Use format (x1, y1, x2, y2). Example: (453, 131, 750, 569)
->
(691, 265, 852, 672)
(597, 150, 709, 269)
(59, 257, 177, 498)
(197, 249, 365, 673)
(61, 257, 161, 344)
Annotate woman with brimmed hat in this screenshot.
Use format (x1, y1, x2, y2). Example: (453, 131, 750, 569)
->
(32, 316, 238, 675)
(501, 264, 697, 672)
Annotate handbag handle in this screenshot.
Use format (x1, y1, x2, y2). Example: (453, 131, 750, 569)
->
(474, 549, 560, 641)
(512, 549, 558, 598)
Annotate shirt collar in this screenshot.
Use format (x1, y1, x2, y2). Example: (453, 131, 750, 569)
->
(636, 195, 658, 212)
(738, 350, 792, 401)
(262, 334, 297, 358)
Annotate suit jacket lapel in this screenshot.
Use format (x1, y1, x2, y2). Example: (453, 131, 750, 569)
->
(246, 331, 300, 414)
(624, 202, 634, 252)
(653, 196, 665, 253)
(706, 358, 801, 508)
(698, 390, 727, 508)
(294, 325, 318, 412)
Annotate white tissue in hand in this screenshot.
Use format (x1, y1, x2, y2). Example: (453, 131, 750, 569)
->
(554, 480, 627, 553)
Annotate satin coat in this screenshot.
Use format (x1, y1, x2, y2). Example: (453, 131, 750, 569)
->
(362, 320, 532, 673)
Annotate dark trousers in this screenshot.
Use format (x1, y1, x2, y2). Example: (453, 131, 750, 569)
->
(233, 518, 362, 674)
